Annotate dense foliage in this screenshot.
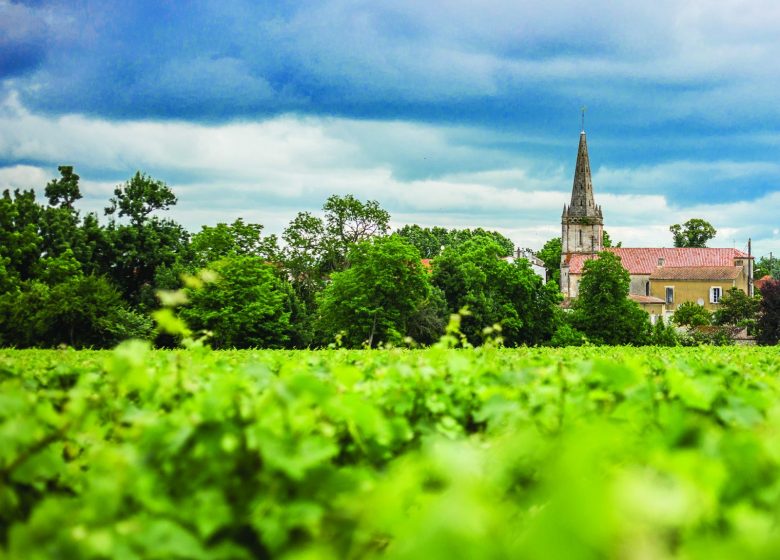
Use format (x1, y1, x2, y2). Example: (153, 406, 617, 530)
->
(1, 166, 776, 349)
(432, 236, 561, 346)
(396, 224, 515, 258)
(317, 236, 430, 347)
(0, 165, 555, 349)
(669, 218, 717, 248)
(757, 278, 780, 345)
(570, 251, 650, 345)
(1, 345, 780, 559)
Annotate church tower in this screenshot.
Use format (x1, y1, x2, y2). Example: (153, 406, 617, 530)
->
(560, 130, 603, 296)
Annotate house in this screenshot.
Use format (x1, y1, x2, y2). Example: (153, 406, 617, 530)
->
(503, 248, 546, 283)
(560, 130, 752, 322)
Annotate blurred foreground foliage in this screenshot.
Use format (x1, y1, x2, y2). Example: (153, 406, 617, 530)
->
(1, 346, 780, 559)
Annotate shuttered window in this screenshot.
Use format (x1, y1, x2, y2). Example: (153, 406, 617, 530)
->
(710, 287, 722, 304)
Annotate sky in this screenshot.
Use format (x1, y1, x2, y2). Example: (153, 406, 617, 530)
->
(1, 0, 779, 256)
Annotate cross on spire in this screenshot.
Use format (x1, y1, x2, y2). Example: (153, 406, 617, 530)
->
(581, 106, 586, 133)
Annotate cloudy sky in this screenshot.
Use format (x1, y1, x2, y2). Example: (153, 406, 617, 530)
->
(1, 0, 779, 255)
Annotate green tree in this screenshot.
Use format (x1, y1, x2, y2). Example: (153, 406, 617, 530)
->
(180, 256, 294, 349)
(191, 218, 278, 267)
(650, 319, 679, 346)
(318, 236, 430, 348)
(713, 287, 760, 329)
(105, 172, 177, 227)
(602, 230, 621, 248)
(0, 189, 43, 284)
(0, 274, 151, 348)
(754, 255, 780, 280)
(433, 236, 561, 346)
(44, 165, 82, 209)
(537, 237, 562, 286)
(669, 218, 717, 248)
(397, 225, 515, 259)
(757, 278, 780, 345)
(322, 194, 390, 271)
(396, 224, 448, 259)
(672, 301, 713, 327)
(570, 251, 650, 345)
(102, 172, 189, 306)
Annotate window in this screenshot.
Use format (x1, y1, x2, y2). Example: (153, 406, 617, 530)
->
(645, 282, 650, 296)
(665, 287, 674, 304)
(710, 287, 722, 304)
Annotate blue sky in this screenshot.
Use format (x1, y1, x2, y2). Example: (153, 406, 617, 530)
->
(1, 0, 779, 255)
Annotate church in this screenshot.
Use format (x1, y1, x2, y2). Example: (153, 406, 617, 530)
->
(559, 130, 753, 323)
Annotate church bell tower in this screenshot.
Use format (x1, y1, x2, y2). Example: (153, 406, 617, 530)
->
(560, 129, 603, 296)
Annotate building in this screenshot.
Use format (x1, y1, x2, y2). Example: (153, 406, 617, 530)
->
(560, 130, 752, 322)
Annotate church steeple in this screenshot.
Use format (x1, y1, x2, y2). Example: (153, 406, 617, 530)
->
(561, 130, 603, 259)
(564, 132, 602, 219)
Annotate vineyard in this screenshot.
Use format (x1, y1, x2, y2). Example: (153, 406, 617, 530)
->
(2, 345, 780, 559)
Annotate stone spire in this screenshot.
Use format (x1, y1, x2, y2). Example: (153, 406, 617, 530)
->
(563, 132, 602, 220)
(560, 130, 604, 269)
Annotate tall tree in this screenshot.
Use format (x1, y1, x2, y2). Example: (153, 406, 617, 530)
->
(669, 218, 717, 248)
(754, 255, 780, 280)
(180, 256, 294, 349)
(433, 236, 560, 346)
(103, 172, 188, 305)
(105, 172, 177, 227)
(191, 218, 278, 267)
(570, 251, 650, 345)
(322, 194, 390, 271)
(318, 235, 430, 347)
(0, 189, 43, 283)
(397, 225, 515, 258)
(44, 166, 82, 209)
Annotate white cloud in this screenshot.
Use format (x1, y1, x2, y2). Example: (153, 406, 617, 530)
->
(0, 94, 778, 256)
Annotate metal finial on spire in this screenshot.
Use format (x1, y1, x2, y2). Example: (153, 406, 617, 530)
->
(581, 106, 587, 133)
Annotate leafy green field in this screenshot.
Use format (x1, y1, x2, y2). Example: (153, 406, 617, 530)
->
(2, 345, 780, 559)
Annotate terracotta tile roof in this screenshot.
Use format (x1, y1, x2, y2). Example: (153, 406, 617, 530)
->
(567, 247, 750, 275)
(755, 275, 774, 290)
(629, 294, 666, 304)
(649, 266, 742, 281)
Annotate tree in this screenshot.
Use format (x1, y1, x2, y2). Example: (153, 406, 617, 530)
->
(191, 218, 278, 267)
(281, 211, 328, 303)
(317, 236, 431, 347)
(602, 230, 621, 248)
(103, 172, 188, 306)
(0, 189, 43, 283)
(570, 251, 650, 345)
(180, 256, 294, 349)
(0, 274, 151, 348)
(322, 194, 390, 270)
(669, 219, 717, 248)
(754, 255, 780, 280)
(757, 278, 780, 345)
(672, 301, 712, 327)
(44, 165, 82, 209)
(105, 217, 191, 306)
(396, 224, 448, 259)
(105, 172, 177, 227)
(432, 236, 561, 346)
(397, 225, 515, 259)
(713, 287, 760, 330)
(537, 237, 562, 286)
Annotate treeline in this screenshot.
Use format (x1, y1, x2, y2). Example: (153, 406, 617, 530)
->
(2, 167, 779, 348)
(0, 167, 546, 349)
